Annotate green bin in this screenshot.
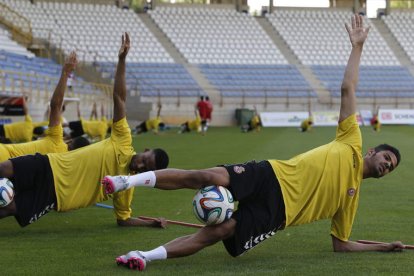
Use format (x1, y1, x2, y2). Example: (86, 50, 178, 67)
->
(235, 108, 254, 126)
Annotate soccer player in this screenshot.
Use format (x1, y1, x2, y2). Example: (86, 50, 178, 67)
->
(178, 109, 202, 134)
(241, 106, 261, 133)
(370, 106, 381, 132)
(66, 101, 109, 141)
(102, 15, 405, 271)
(300, 102, 313, 132)
(0, 52, 87, 162)
(0, 33, 169, 229)
(135, 104, 165, 135)
(0, 97, 34, 143)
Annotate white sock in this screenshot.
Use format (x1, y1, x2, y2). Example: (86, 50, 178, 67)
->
(127, 171, 156, 188)
(139, 246, 167, 262)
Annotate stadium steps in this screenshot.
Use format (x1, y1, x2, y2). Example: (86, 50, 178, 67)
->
(371, 18, 414, 76)
(138, 13, 221, 104)
(255, 17, 331, 104)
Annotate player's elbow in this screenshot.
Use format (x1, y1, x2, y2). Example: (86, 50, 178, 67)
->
(340, 84, 355, 96)
(332, 236, 352, 252)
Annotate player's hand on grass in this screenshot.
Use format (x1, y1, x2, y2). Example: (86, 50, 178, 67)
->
(386, 241, 405, 252)
(153, 217, 167, 229)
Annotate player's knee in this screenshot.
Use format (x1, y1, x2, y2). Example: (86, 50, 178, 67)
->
(203, 219, 236, 245)
(0, 160, 14, 178)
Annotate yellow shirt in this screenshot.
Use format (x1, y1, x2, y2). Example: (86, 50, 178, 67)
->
(4, 115, 34, 142)
(81, 118, 108, 141)
(250, 115, 261, 131)
(189, 115, 201, 131)
(0, 125, 67, 162)
(300, 117, 313, 131)
(47, 118, 135, 220)
(145, 117, 162, 133)
(268, 114, 362, 241)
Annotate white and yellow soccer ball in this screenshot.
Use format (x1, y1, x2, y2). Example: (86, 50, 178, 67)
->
(0, 178, 14, 207)
(192, 185, 234, 225)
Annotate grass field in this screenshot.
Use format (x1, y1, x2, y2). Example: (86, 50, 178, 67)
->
(1, 125, 414, 275)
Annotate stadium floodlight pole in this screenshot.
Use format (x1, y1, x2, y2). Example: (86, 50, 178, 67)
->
(95, 203, 204, 228)
(357, 240, 414, 250)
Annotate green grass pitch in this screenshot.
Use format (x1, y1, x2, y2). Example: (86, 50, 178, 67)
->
(1, 125, 413, 275)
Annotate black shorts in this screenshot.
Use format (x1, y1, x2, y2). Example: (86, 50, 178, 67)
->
(10, 153, 57, 227)
(136, 121, 148, 133)
(68, 120, 84, 138)
(0, 124, 5, 137)
(221, 160, 285, 257)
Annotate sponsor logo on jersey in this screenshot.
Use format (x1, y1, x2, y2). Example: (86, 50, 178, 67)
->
(233, 166, 245, 174)
(347, 188, 356, 197)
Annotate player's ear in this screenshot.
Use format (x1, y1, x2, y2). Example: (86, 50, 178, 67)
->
(365, 148, 375, 158)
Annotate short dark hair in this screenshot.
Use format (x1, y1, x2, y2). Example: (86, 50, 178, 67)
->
(153, 148, 169, 169)
(0, 137, 12, 144)
(374, 144, 401, 166)
(33, 126, 46, 136)
(70, 136, 90, 150)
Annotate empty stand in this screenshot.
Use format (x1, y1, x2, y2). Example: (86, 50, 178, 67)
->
(383, 11, 414, 63)
(149, 6, 287, 65)
(199, 64, 316, 99)
(96, 62, 203, 98)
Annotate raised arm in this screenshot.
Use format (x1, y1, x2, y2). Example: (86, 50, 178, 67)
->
(76, 101, 81, 120)
(90, 102, 98, 120)
(113, 32, 130, 123)
(22, 96, 29, 116)
(156, 103, 162, 118)
(49, 52, 77, 128)
(339, 14, 370, 123)
(100, 102, 105, 120)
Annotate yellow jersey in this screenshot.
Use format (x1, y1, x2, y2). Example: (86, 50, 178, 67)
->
(250, 115, 261, 131)
(189, 115, 201, 131)
(0, 125, 67, 162)
(81, 118, 108, 141)
(4, 115, 34, 142)
(300, 117, 313, 131)
(145, 117, 162, 133)
(47, 118, 135, 220)
(269, 114, 362, 241)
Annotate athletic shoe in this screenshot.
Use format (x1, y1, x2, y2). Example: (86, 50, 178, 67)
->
(116, 251, 146, 271)
(101, 175, 129, 194)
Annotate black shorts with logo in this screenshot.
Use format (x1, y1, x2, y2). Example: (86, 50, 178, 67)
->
(10, 153, 57, 227)
(221, 160, 285, 257)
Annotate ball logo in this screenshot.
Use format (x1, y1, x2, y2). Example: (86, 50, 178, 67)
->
(233, 166, 245, 174)
(347, 188, 356, 197)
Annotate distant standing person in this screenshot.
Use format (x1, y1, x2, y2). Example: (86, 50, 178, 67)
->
(203, 96, 213, 135)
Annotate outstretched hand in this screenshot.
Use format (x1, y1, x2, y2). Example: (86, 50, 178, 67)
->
(345, 14, 370, 48)
(118, 32, 130, 60)
(63, 51, 77, 75)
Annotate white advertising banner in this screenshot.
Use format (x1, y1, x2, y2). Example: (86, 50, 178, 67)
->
(378, 109, 414, 124)
(260, 112, 309, 127)
(312, 111, 339, 126)
(359, 109, 373, 126)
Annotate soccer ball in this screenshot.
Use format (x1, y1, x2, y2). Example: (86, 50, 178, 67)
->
(0, 178, 14, 208)
(192, 185, 234, 225)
